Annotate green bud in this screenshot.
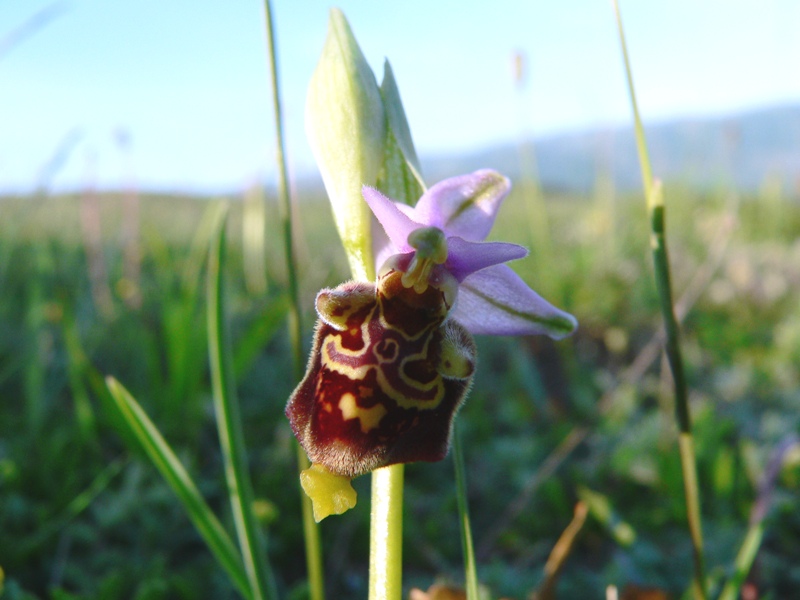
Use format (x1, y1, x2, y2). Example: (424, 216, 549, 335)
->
(306, 8, 386, 281)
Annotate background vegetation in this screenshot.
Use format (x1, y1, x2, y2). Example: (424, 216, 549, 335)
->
(1, 176, 799, 598)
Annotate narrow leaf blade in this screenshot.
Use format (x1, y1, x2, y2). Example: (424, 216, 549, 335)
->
(104, 376, 252, 600)
(207, 209, 277, 600)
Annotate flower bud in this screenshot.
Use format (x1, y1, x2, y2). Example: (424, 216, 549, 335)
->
(306, 8, 385, 281)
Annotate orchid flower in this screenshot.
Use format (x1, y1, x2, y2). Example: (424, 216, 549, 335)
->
(364, 169, 577, 338)
(286, 169, 576, 521)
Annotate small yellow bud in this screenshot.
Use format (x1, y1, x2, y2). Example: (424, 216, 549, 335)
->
(300, 463, 358, 522)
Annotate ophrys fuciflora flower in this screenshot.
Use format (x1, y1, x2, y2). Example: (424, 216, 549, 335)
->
(286, 170, 577, 519)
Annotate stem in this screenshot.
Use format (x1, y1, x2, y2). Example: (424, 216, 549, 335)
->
(677, 432, 706, 600)
(612, 2, 706, 598)
(453, 431, 479, 600)
(262, 1, 325, 598)
(263, 0, 303, 373)
(369, 464, 404, 600)
(297, 445, 326, 598)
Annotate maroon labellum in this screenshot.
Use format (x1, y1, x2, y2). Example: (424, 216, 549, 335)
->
(286, 251, 476, 479)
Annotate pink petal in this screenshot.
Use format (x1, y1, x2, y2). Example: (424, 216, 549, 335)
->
(371, 219, 396, 274)
(362, 186, 423, 253)
(445, 237, 528, 282)
(451, 265, 577, 338)
(412, 170, 511, 241)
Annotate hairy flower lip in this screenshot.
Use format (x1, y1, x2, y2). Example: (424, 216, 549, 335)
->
(362, 170, 578, 339)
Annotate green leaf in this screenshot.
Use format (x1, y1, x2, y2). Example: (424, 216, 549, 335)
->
(207, 207, 278, 600)
(306, 8, 385, 281)
(104, 376, 252, 600)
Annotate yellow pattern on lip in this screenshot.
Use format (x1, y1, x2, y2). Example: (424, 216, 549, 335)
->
(338, 392, 388, 433)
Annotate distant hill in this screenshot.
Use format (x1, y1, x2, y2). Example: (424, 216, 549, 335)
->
(421, 103, 800, 196)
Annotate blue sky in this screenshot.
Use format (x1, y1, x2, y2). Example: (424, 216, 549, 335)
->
(1, 0, 798, 193)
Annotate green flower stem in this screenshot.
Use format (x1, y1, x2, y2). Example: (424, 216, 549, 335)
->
(612, 2, 706, 599)
(453, 431, 479, 600)
(262, 1, 325, 598)
(297, 445, 325, 598)
(208, 209, 277, 600)
(369, 464, 404, 600)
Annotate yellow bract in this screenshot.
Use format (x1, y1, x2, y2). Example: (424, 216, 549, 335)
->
(300, 463, 358, 522)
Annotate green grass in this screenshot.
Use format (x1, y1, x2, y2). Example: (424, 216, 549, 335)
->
(1, 183, 799, 599)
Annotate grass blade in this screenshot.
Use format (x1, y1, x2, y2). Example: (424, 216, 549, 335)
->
(263, 0, 303, 376)
(718, 524, 763, 600)
(453, 430, 479, 600)
(534, 502, 589, 600)
(719, 434, 800, 600)
(262, 1, 326, 597)
(612, 3, 706, 598)
(207, 206, 277, 600)
(577, 486, 636, 547)
(104, 376, 252, 599)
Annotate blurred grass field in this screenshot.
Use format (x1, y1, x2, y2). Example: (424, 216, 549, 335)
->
(1, 180, 800, 599)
